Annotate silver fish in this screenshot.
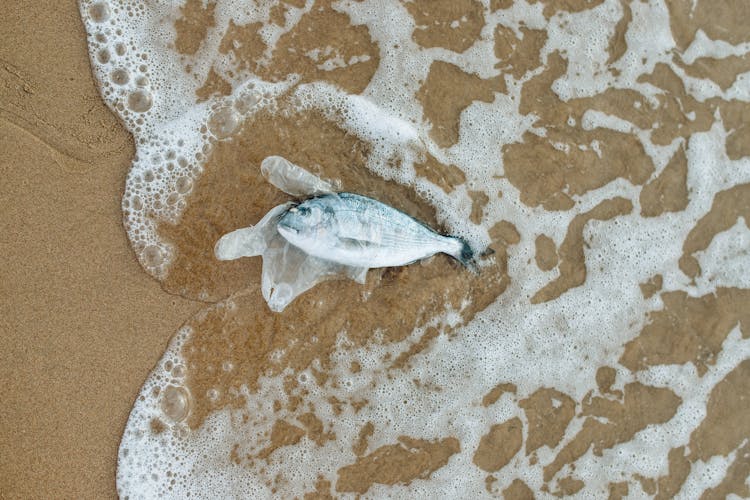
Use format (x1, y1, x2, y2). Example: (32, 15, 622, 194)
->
(277, 192, 475, 270)
(215, 156, 477, 312)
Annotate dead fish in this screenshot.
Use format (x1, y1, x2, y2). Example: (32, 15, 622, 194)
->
(215, 156, 477, 312)
(277, 192, 476, 270)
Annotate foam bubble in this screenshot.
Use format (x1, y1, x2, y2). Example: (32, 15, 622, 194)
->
(206, 106, 240, 139)
(88, 1, 109, 23)
(160, 385, 190, 422)
(111, 68, 129, 85)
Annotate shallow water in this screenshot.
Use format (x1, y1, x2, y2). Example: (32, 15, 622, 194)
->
(78, 0, 750, 497)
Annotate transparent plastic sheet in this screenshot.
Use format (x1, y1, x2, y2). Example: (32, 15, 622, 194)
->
(260, 155, 340, 197)
(214, 156, 366, 312)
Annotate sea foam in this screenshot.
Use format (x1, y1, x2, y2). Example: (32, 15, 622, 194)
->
(79, 0, 750, 497)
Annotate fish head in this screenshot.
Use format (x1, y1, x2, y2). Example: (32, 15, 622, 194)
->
(277, 199, 333, 249)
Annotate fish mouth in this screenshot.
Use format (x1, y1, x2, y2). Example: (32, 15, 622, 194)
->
(277, 223, 299, 237)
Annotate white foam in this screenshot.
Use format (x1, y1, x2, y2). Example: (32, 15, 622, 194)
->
(694, 217, 750, 290)
(682, 30, 750, 65)
(77, 0, 750, 498)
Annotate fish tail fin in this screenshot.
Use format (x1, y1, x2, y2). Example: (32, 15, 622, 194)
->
(451, 237, 479, 274)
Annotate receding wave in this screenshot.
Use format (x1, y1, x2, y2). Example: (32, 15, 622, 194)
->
(78, 0, 750, 497)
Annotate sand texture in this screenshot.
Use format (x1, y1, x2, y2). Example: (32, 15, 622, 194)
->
(3, 0, 750, 498)
(0, 2, 197, 498)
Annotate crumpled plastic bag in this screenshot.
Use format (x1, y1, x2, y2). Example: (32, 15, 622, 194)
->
(214, 156, 367, 312)
(259, 155, 340, 197)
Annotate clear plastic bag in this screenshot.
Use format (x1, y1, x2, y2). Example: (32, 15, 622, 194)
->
(215, 156, 366, 312)
(260, 156, 339, 197)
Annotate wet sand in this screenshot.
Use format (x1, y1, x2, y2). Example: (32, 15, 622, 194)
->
(0, 2, 197, 497)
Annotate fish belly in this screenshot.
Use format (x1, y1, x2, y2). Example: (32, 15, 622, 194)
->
(325, 239, 442, 268)
(325, 209, 451, 268)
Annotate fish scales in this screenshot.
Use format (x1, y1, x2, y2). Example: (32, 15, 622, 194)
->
(277, 192, 474, 269)
(333, 208, 439, 248)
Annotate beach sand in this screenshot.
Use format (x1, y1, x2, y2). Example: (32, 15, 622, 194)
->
(3, 0, 750, 498)
(0, 2, 197, 497)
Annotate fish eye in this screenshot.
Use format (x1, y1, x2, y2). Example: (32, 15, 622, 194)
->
(298, 206, 310, 215)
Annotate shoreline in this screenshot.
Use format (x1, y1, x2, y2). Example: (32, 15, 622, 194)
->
(0, 2, 198, 497)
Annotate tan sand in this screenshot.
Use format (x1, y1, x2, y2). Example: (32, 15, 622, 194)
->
(3, 1, 749, 498)
(0, 2, 197, 497)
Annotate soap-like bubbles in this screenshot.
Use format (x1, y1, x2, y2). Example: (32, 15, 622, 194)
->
(207, 106, 240, 139)
(88, 2, 109, 23)
(111, 68, 129, 85)
(160, 385, 190, 422)
(128, 89, 152, 112)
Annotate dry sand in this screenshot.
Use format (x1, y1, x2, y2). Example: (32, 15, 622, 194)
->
(0, 2, 197, 497)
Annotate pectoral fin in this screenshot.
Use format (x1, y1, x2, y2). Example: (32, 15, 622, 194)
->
(337, 237, 378, 250)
